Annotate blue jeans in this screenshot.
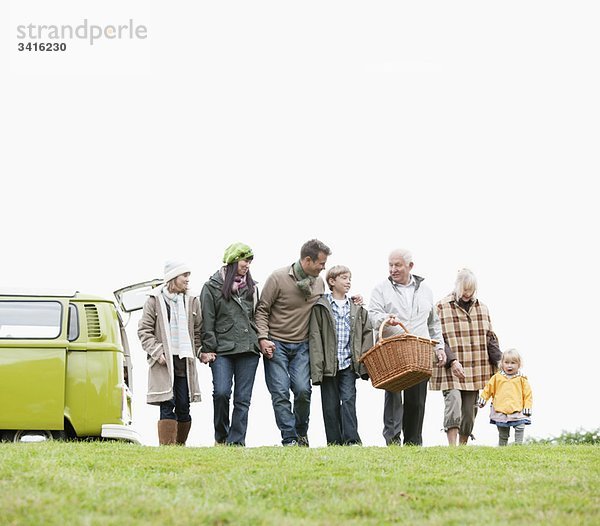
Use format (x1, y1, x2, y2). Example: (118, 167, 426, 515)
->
(159, 375, 191, 422)
(263, 339, 311, 445)
(320, 366, 361, 445)
(210, 352, 260, 446)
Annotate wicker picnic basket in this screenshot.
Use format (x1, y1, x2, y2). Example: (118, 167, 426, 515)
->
(359, 318, 438, 392)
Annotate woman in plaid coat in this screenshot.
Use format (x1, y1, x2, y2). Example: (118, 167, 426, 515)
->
(430, 269, 502, 446)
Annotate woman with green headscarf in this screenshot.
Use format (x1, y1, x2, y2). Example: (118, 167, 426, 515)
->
(200, 242, 261, 446)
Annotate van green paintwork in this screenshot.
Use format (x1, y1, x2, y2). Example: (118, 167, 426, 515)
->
(0, 292, 135, 441)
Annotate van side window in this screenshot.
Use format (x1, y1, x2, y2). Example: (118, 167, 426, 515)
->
(0, 301, 62, 339)
(67, 303, 79, 341)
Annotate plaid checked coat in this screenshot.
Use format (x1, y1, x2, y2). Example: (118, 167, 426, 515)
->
(430, 294, 498, 391)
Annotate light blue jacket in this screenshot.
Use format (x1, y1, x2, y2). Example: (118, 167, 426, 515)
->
(368, 274, 444, 352)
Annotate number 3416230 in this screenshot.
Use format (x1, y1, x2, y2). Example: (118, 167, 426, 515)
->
(18, 42, 67, 52)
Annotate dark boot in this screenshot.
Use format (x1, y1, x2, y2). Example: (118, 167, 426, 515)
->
(157, 419, 177, 445)
(176, 420, 192, 446)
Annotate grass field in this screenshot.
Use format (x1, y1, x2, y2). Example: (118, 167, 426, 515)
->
(0, 442, 598, 525)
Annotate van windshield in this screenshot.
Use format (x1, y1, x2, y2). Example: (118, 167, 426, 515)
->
(0, 301, 62, 339)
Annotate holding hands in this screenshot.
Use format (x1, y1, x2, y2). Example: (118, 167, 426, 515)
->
(200, 352, 217, 364)
(259, 339, 276, 360)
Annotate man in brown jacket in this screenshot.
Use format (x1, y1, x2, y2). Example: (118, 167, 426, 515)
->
(255, 239, 331, 447)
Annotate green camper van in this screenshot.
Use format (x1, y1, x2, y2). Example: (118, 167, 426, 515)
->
(0, 287, 142, 443)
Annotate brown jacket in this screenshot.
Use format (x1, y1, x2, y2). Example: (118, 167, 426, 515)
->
(255, 264, 325, 343)
(430, 294, 498, 391)
(138, 287, 203, 405)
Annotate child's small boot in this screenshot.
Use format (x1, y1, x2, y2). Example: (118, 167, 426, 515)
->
(498, 426, 510, 446)
(514, 424, 525, 445)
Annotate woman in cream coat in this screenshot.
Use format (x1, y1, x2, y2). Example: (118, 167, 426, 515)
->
(138, 261, 214, 445)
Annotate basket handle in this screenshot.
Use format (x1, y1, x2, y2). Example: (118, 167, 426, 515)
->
(379, 316, 409, 341)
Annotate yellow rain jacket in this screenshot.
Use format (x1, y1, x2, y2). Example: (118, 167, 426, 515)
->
(480, 372, 532, 414)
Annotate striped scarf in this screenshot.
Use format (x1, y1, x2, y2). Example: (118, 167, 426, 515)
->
(162, 288, 194, 359)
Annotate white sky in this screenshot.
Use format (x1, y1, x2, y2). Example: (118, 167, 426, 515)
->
(2, 1, 599, 446)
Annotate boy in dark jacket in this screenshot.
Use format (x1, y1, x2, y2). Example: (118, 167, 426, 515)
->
(309, 265, 373, 445)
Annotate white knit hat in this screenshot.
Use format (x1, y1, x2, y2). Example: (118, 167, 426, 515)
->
(164, 260, 191, 283)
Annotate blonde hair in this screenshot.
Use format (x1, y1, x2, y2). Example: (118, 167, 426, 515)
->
(326, 265, 351, 291)
(166, 273, 190, 294)
(501, 348, 522, 368)
(166, 279, 177, 293)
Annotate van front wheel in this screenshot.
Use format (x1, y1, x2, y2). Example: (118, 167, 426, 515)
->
(10, 430, 67, 442)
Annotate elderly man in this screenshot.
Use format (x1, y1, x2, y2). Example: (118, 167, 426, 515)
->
(368, 249, 446, 446)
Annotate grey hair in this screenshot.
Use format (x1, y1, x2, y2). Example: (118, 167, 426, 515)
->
(454, 268, 478, 298)
(388, 248, 413, 265)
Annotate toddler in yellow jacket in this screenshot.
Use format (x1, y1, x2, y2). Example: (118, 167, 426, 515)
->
(477, 348, 533, 446)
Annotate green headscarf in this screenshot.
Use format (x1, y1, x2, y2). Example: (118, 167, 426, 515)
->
(223, 242, 254, 264)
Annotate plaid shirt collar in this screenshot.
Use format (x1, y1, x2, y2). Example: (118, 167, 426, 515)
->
(326, 293, 350, 309)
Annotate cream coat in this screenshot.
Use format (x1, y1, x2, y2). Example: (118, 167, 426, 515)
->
(138, 287, 203, 405)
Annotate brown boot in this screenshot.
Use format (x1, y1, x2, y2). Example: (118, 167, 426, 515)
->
(176, 420, 192, 446)
(157, 419, 177, 445)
